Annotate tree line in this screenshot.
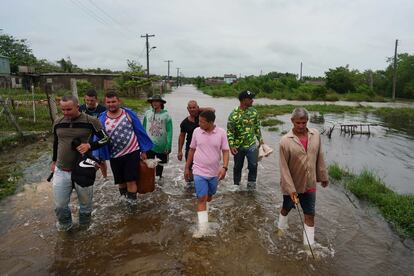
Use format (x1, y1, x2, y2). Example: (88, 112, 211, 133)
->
(2, 33, 414, 99)
(193, 59, 414, 100)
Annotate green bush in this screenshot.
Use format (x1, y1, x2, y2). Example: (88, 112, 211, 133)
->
(328, 163, 346, 180)
(296, 92, 311, 101)
(324, 94, 340, 101)
(267, 127, 279, 132)
(261, 118, 284, 126)
(311, 86, 328, 100)
(76, 80, 94, 95)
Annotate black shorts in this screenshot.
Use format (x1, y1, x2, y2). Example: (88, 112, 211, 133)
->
(147, 150, 168, 164)
(282, 192, 316, 215)
(184, 149, 193, 171)
(110, 150, 140, 184)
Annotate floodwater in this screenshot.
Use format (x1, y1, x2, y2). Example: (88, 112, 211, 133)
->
(1, 85, 413, 275)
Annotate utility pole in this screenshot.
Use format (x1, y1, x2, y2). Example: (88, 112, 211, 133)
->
(369, 70, 374, 91)
(392, 39, 398, 101)
(176, 67, 180, 87)
(300, 62, 303, 81)
(164, 60, 173, 79)
(140, 33, 155, 77)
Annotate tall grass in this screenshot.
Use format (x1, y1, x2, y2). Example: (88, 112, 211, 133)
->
(328, 164, 414, 238)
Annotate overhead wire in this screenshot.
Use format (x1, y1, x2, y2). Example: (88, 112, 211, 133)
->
(68, 0, 131, 39)
(86, 0, 137, 36)
(67, 0, 149, 67)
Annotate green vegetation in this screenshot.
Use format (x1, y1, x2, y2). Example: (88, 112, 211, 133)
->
(76, 80, 94, 94)
(195, 52, 414, 101)
(328, 165, 414, 238)
(374, 107, 414, 135)
(374, 107, 414, 126)
(261, 118, 284, 127)
(267, 127, 279, 132)
(328, 163, 348, 181)
(0, 134, 49, 200)
(0, 89, 55, 132)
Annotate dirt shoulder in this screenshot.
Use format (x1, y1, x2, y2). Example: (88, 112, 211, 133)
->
(0, 134, 52, 201)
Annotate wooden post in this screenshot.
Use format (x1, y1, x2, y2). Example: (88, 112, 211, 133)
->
(70, 78, 78, 99)
(392, 39, 398, 101)
(45, 82, 58, 123)
(0, 96, 23, 137)
(31, 85, 36, 123)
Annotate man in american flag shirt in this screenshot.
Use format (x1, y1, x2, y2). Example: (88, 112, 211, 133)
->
(98, 90, 153, 201)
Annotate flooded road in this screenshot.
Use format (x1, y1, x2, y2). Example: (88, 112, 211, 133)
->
(1, 85, 413, 275)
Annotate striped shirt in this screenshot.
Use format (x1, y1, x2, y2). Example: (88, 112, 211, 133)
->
(105, 110, 139, 158)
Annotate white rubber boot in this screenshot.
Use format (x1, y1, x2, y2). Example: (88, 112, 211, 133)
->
(277, 213, 289, 230)
(193, 211, 209, 238)
(303, 224, 315, 246)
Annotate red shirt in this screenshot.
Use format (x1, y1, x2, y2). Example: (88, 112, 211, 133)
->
(299, 135, 316, 193)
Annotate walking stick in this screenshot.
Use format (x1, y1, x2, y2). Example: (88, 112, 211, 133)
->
(295, 203, 315, 259)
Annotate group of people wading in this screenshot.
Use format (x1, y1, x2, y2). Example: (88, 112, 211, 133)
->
(51, 88, 328, 246)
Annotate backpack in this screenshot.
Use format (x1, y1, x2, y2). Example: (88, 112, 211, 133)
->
(71, 153, 99, 187)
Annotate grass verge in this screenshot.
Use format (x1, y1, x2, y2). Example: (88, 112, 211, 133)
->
(328, 164, 414, 238)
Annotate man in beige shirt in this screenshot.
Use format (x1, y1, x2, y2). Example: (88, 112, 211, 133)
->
(277, 107, 329, 246)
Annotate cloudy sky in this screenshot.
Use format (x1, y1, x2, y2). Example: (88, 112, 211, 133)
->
(2, 0, 413, 77)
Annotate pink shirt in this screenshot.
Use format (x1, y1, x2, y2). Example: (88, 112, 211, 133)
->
(299, 136, 308, 152)
(190, 126, 230, 177)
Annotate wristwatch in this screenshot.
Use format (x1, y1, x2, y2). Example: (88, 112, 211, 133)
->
(222, 166, 228, 171)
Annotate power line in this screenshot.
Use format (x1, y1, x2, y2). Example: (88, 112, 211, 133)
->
(71, 0, 111, 25)
(68, 0, 131, 39)
(87, 0, 135, 35)
(88, 0, 122, 25)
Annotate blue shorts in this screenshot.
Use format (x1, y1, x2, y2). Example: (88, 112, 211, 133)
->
(282, 192, 316, 215)
(194, 175, 218, 198)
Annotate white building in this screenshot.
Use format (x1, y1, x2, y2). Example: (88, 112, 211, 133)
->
(224, 74, 237, 84)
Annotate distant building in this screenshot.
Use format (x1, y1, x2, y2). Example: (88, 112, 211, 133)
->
(224, 74, 237, 84)
(304, 80, 326, 86)
(0, 55, 11, 88)
(0, 55, 10, 76)
(36, 72, 120, 91)
(205, 78, 225, 85)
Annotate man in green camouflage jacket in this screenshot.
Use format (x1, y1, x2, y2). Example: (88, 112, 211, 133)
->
(227, 90, 263, 189)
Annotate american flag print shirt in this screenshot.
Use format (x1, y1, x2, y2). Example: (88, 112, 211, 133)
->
(105, 110, 139, 158)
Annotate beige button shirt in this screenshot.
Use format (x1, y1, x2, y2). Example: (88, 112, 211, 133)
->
(279, 128, 328, 194)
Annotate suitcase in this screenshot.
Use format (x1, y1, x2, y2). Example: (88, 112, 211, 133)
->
(137, 160, 155, 194)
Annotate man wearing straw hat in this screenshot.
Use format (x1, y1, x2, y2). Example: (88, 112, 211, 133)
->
(143, 94, 173, 184)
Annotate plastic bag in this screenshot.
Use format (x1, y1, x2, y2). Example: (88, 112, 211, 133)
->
(258, 143, 274, 161)
(143, 158, 161, 169)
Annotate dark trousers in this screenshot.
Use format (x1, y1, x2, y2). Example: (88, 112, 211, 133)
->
(147, 150, 168, 177)
(233, 144, 258, 185)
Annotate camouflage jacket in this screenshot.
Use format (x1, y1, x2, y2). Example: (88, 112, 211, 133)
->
(227, 106, 262, 149)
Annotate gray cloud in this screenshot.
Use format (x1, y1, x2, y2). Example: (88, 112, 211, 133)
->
(2, 0, 413, 77)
